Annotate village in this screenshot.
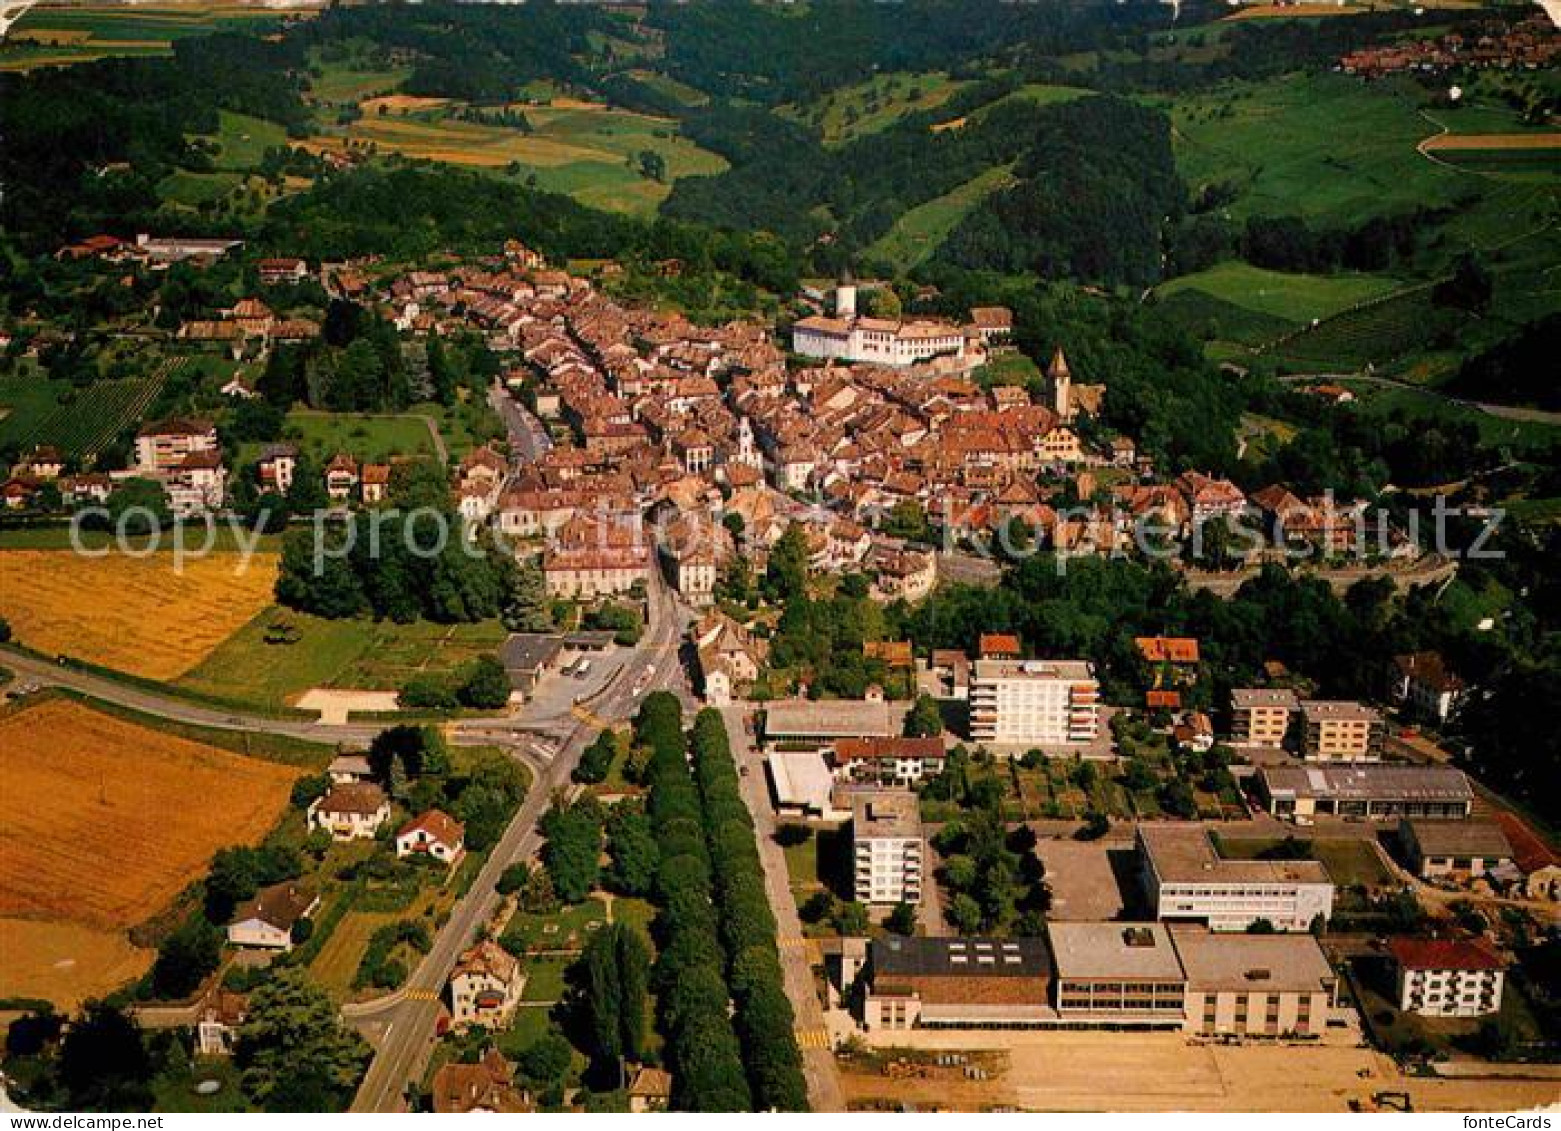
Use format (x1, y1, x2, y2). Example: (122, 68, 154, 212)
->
(1, 234, 1556, 1115)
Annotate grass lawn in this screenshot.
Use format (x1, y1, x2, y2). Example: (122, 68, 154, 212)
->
(1158, 261, 1403, 325)
(609, 895, 655, 939)
(1216, 836, 1392, 890)
(281, 407, 442, 464)
(152, 1058, 250, 1114)
(501, 898, 607, 957)
(159, 169, 244, 207)
(308, 58, 412, 105)
(309, 907, 405, 998)
(200, 110, 289, 172)
(503, 1003, 556, 1050)
(175, 607, 507, 710)
(625, 68, 709, 107)
(866, 163, 1017, 272)
(979, 350, 1043, 389)
(520, 954, 572, 1004)
(783, 833, 822, 893)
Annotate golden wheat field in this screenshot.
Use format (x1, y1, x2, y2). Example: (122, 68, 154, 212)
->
(0, 550, 278, 679)
(0, 919, 153, 1011)
(0, 699, 299, 930)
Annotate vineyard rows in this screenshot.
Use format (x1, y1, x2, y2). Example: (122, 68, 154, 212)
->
(21, 357, 181, 461)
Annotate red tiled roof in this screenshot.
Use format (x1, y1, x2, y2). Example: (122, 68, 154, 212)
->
(1389, 937, 1504, 972)
(1492, 810, 1559, 875)
(1136, 636, 1200, 664)
(979, 633, 1022, 659)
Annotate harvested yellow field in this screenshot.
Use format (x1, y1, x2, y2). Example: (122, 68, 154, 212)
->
(361, 93, 450, 115)
(8, 28, 93, 44)
(1424, 132, 1561, 151)
(0, 919, 152, 1011)
(0, 699, 299, 930)
(0, 550, 278, 679)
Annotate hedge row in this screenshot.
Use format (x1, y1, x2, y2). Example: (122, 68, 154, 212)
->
(635, 692, 751, 1112)
(688, 709, 809, 1111)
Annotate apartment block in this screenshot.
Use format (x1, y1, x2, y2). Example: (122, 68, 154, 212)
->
(1299, 700, 1385, 762)
(851, 790, 924, 907)
(1137, 823, 1334, 932)
(1390, 938, 1505, 1018)
(969, 658, 1099, 749)
(1229, 687, 1298, 749)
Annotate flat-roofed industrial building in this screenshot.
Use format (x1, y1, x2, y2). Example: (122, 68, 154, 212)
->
(1258, 763, 1474, 821)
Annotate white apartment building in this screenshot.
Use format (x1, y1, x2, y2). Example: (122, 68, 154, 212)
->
(1390, 938, 1505, 1018)
(851, 791, 924, 907)
(1138, 823, 1335, 933)
(969, 659, 1099, 748)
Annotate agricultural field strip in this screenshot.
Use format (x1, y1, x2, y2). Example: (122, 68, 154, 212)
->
(0, 550, 280, 681)
(0, 698, 297, 929)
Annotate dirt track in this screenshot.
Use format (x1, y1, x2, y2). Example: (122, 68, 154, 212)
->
(848, 1029, 1561, 1112)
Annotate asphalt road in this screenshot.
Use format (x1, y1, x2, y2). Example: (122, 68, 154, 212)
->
(488, 381, 553, 468)
(349, 569, 690, 1111)
(0, 645, 573, 751)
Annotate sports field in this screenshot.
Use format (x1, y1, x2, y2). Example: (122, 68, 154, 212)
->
(0, 549, 279, 680)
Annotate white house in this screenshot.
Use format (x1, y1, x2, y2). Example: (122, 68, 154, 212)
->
(395, 809, 466, 867)
(449, 940, 524, 1029)
(226, 881, 319, 951)
(308, 782, 391, 840)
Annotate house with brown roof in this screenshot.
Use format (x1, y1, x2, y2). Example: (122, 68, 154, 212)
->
(1492, 811, 1561, 901)
(194, 989, 248, 1057)
(430, 1048, 534, 1113)
(628, 1065, 672, 1113)
(1388, 651, 1468, 724)
(308, 782, 391, 840)
(258, 257, 308, 286)
(324, 453, 360, 501)
(227, 882, 319, 951)
(361, 463, 392, 505)
(449, 940, 523, 1029)
(396, 809, 466, 867)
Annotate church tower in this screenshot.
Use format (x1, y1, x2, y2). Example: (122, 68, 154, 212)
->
(835, 264, 857, 320)
(1048, 346, 1072, 421)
